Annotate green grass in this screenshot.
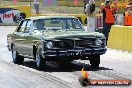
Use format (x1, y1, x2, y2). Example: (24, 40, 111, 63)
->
(0, 0, 125, 14)
(0, 0, 84, 14)
(39, 6, 84, 14)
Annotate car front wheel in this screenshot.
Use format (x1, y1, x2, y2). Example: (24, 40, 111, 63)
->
(89, 55, 100, 68)
(11, 45, 24, 64)
(35, 49, 46, 69)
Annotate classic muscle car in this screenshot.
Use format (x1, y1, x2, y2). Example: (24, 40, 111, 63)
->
(7, 16, 107, 69)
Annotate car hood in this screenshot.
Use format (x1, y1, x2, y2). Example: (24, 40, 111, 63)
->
(41, 30, 105, 40)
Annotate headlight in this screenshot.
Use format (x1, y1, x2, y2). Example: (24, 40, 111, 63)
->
(46, 42, 53, 49)
(95, 39, 103, 46)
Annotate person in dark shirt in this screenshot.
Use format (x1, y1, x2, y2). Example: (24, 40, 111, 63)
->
(102, 9, 106, 29)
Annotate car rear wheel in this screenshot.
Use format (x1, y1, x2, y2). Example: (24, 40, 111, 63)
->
(89, 55, 100, 68)
(35, 49, 46, 69)
(11, 45, 24, 64)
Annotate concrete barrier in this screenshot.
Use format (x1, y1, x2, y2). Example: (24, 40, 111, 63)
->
(108, 25, 132, 52)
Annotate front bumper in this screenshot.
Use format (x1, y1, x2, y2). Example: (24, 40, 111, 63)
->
(41, 47, 107, 58)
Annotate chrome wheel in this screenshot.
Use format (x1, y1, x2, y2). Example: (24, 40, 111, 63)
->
(12, 46, 17, 61)
(36, 51, 41, 67)
(35, 50, 46, 69)
(11, 45, 24, 64)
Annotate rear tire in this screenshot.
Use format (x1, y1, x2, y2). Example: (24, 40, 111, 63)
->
(11, 45, 24, 64)
(35, 49, 46, 69)
(89, 55, 100, 68)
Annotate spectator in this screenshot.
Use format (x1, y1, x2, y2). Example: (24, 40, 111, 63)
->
(85, 0, 95, 16)
(100, 0, 117, 45)
(34, 0, 39, 14)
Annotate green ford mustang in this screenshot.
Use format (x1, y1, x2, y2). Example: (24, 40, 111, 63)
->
(7, 16, 107, 69)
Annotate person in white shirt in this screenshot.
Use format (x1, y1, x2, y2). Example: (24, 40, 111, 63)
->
(34, 0, 39, 14)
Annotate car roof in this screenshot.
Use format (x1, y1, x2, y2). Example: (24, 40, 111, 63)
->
(26, 16, 76, 20)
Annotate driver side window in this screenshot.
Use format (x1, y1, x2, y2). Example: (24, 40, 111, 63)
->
(17, 20, 27, 32)
(72, 19, 82, 29)
(24, 20, 32, 33)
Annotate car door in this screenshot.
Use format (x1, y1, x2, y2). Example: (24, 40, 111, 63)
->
(13, 19, 28, 55)
(21, 20, 34, 56)
(14, 19, 33, 56)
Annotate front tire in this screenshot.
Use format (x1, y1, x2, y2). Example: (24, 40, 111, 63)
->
(11, 45, 24, 64)
(35, 49, 46, 69)
(89, 55, 100, 68)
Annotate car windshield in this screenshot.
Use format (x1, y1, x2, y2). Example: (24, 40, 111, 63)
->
(33, 18, 83, 31)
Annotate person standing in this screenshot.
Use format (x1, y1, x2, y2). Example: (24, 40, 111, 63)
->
(124, 4, 132, 26)
(34, 0, 39, 14)
(85, 0, 95, 16)
(100, 0, 117, 45)
(85, 0, 96, 32)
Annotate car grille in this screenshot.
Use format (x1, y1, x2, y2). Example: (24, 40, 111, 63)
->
(76, 40, 94, 47)
(53, 39, 95, 49)
(53, 40, 74, 49)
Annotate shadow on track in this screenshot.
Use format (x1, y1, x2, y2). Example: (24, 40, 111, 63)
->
(22, 59, 113, 72)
